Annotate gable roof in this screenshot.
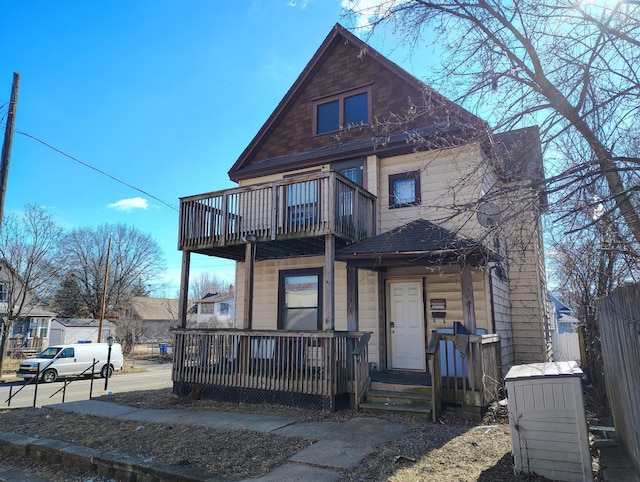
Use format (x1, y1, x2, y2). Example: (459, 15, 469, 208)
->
(198, 292, 233, 304)
(335, 219, 496, 266)
(126, 297, 179, 321)
(228, 23, 486, 182)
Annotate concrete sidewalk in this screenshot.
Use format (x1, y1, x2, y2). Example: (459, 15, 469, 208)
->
(8, 400, 405, 481)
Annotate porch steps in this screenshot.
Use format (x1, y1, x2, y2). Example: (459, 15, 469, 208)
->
(359, 380, 434, 418)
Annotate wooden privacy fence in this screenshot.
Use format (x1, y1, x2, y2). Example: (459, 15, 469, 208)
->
(595, 284, 640, 476)
(172, 329, 370, 400)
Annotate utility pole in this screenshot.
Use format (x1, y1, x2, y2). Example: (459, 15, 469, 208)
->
(0, 72, 20, 229)
(98, 237, 112, 343)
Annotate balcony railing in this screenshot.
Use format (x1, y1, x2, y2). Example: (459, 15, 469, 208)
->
(179, 171, 376, 252)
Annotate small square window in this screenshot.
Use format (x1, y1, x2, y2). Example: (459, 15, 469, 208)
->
(389, 171, 421, 208)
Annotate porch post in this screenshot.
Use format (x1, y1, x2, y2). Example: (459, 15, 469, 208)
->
(461, 263, 477, 333)
(346, 264, 359, 331)
(323, 234, 335, 330)
(243, 242, 255, 329)
(178, 251, 190, 328)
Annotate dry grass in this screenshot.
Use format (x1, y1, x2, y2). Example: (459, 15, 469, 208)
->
(0, 386, 559, 482)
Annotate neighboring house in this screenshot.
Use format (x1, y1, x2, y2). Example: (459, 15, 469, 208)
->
(173, 24, 550, 411)
(0, 260, 55, 355)
(549, 294, 581, 363)
(120, 297, 179, 343)
(49, 318, 116, 345)
(191, 292, 234, 327)
(10, 305, 56, 355)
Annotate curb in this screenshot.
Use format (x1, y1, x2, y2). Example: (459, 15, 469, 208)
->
(0, 432, 230, 482)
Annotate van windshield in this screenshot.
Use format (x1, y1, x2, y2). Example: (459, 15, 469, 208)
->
(38, 347, 62, 359)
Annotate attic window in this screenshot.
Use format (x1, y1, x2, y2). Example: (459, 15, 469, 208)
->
(314, 88, 370, 135)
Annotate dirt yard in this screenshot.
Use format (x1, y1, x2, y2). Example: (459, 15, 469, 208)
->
(0, 358, 608, 481)
(0, 386, 558, 482)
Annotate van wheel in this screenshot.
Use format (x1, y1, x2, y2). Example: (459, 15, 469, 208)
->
(100, 365, 113, 378)
(42, 369, 57, 383)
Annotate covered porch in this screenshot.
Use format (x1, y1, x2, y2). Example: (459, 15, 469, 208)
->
(174, 173, 502, 415)
(171, 328, 500, 417)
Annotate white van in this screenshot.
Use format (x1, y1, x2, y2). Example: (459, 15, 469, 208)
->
(17, 343, 124, 383)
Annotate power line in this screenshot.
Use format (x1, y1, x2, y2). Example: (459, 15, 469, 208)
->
(14, 129, 179, 212)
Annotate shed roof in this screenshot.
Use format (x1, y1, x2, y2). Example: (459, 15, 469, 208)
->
(52, 318, 110, 327)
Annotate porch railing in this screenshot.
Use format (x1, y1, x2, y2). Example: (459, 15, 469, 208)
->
(352, 332, 371, 411)
(7, 337, 45, 357)
(179, 171, 376, 251)
(172, 329, 370, 399)
(427, 332, 501, 419)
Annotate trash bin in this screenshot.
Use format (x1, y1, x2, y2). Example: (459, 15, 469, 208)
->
(158, 343, 168, 355)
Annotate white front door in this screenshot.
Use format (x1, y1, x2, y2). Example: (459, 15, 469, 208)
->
(389, 280, 425, 370)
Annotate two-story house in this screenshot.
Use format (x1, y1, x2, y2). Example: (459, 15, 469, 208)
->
(190, 291, 235, 328)
(173, 24, 550, 414)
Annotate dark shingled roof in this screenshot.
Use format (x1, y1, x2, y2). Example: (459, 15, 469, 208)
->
(492, 126, 544, 183)
(335, 219, 482, 260)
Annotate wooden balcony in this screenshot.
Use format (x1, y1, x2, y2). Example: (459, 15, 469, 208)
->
(178, 171, 376, 260)
(172, 329, 371, 411)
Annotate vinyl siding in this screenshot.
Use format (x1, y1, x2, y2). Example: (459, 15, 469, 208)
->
(378, 143, 485, 238)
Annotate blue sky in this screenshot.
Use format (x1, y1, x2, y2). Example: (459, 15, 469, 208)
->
(1, 1, 426, 296)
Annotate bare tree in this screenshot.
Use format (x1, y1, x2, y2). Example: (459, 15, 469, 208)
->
(63, 223, 166, 318)
(0, 204, 65, 374)
(548, 208, 639, 401)
(189, 272, 231, 301)
(343, 0, 640, 243)
(114, 317, 145, 356)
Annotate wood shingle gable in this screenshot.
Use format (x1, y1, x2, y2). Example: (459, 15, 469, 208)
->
(228, 23, 487, 182)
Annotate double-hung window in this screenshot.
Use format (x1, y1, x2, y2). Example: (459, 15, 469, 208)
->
(278, 269, 322, 331)
(314, 88, 370, 135)
(0, 281, 8, 303)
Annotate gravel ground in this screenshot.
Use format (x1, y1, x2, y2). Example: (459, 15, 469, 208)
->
(0, 387, 557, 482)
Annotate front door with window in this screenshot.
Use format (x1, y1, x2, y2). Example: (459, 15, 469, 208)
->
(389, 280, 425, 370)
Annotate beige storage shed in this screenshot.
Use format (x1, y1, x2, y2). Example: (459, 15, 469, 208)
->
(505, 361, 593, 482)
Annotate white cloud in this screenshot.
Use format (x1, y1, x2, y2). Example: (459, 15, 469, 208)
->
(107, 197, 148, 212)
(342, 0, 408, 32)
